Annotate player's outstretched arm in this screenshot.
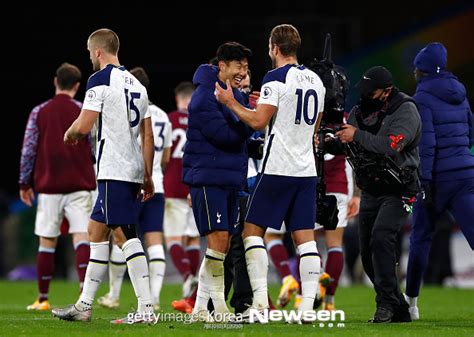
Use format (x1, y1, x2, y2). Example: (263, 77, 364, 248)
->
(64, 109, 98, 145)
(215, 80, 275, 130)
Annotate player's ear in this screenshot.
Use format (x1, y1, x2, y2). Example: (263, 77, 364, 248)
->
(272, 44, 279, 56)
(218, 60, 226, 73)
(53, 76, 58, 88)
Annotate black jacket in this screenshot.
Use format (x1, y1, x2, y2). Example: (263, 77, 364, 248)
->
(350, 91, 421, 171)
(342, 90, 422, 195)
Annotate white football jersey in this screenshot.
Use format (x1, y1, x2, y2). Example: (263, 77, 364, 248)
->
(83, 65, 151, 183)
(148, 104, 172, 193)
(257, 64, 325, 177)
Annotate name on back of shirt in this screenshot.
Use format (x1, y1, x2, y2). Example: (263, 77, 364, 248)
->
(296, 74, 315, 84)
(125, 76, 134, 86)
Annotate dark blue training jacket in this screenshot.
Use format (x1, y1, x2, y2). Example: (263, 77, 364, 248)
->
(183, 64, 253, 189)
(413, 71, 474, 182)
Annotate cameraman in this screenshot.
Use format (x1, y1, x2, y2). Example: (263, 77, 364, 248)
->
(329, 66, 421, 323)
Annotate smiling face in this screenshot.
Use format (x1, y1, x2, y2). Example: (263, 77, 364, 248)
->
(218, 59, 249, 88)
(239, 72, 251, 93)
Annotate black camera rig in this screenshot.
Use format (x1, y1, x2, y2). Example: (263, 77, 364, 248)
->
(314, 127, 340, 230)
(310, 33, 346, 230)
(318, 126, 416, 197)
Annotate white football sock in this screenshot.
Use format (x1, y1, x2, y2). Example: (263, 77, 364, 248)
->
(298, 240, 321, 313)
(122, 238, 152, 313)
(193, 257, 210, 313)
(76, 241, 109, 311)
(324, 294, 334, 305)
(406, 295, 418, 307)
(244, 236, 269, 309)
(108, 244, 127, 300)
(147, 244, 166, 305)
(205, 248, 229, 314)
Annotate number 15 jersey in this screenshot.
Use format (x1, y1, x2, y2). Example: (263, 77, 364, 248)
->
(83, 64, 150, 184)
(257, 64, 325, 177)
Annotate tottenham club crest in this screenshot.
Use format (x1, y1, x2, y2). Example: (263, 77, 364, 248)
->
(262, 86, 272, 99)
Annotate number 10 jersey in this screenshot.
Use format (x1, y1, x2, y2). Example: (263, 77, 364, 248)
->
(257, 64, 325, 177)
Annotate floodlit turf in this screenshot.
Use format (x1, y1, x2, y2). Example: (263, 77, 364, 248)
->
(0, 280, 473, 336)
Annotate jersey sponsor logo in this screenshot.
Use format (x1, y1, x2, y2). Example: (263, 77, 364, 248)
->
(178, 116, 188, 125)
(262, 86, 272, 99)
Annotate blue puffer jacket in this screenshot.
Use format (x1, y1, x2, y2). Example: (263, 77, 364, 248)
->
(183, 64, 254, 189)
(413, 71, 474, 182)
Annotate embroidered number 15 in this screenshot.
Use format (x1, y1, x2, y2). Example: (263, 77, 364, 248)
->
(124, 88, 141, 127)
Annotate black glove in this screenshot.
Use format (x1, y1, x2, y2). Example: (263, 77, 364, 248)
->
(247, 138, 264, 159)
(323, 137, 344, 155)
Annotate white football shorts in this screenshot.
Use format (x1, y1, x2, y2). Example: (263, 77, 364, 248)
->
(34, 191, 93, 237)
(163, 198, 199, 238)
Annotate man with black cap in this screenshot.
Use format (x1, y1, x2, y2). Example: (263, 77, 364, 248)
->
(329, 66, 421, 323)
(405, 42, 474, 320)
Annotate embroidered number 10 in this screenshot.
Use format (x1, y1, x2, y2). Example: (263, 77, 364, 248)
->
(294, 88, 318, 125)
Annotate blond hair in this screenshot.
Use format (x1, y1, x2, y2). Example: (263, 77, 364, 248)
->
(88, 28, 120, 55)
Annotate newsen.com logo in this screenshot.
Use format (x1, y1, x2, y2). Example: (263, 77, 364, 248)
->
(249, 309, 345, 326)
(125, 309, 346, 327)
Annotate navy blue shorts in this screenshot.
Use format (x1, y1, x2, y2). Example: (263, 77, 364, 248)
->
(245, 174, 317, 232)
(91, 180, 140, 226)
(190, 186, 239, 236)
(138, 193, 164, 234)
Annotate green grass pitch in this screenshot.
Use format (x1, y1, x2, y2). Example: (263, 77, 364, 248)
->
(0, 280, 472, 336)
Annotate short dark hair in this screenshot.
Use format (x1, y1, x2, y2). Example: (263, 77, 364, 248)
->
(130, 67, 150, 88)
(208, 57, 218, 66)
(270, 24, 301, 57)
(216, 41, 252, 63)
(56, 62, 81, 90)
(174, 81, 194, 97)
